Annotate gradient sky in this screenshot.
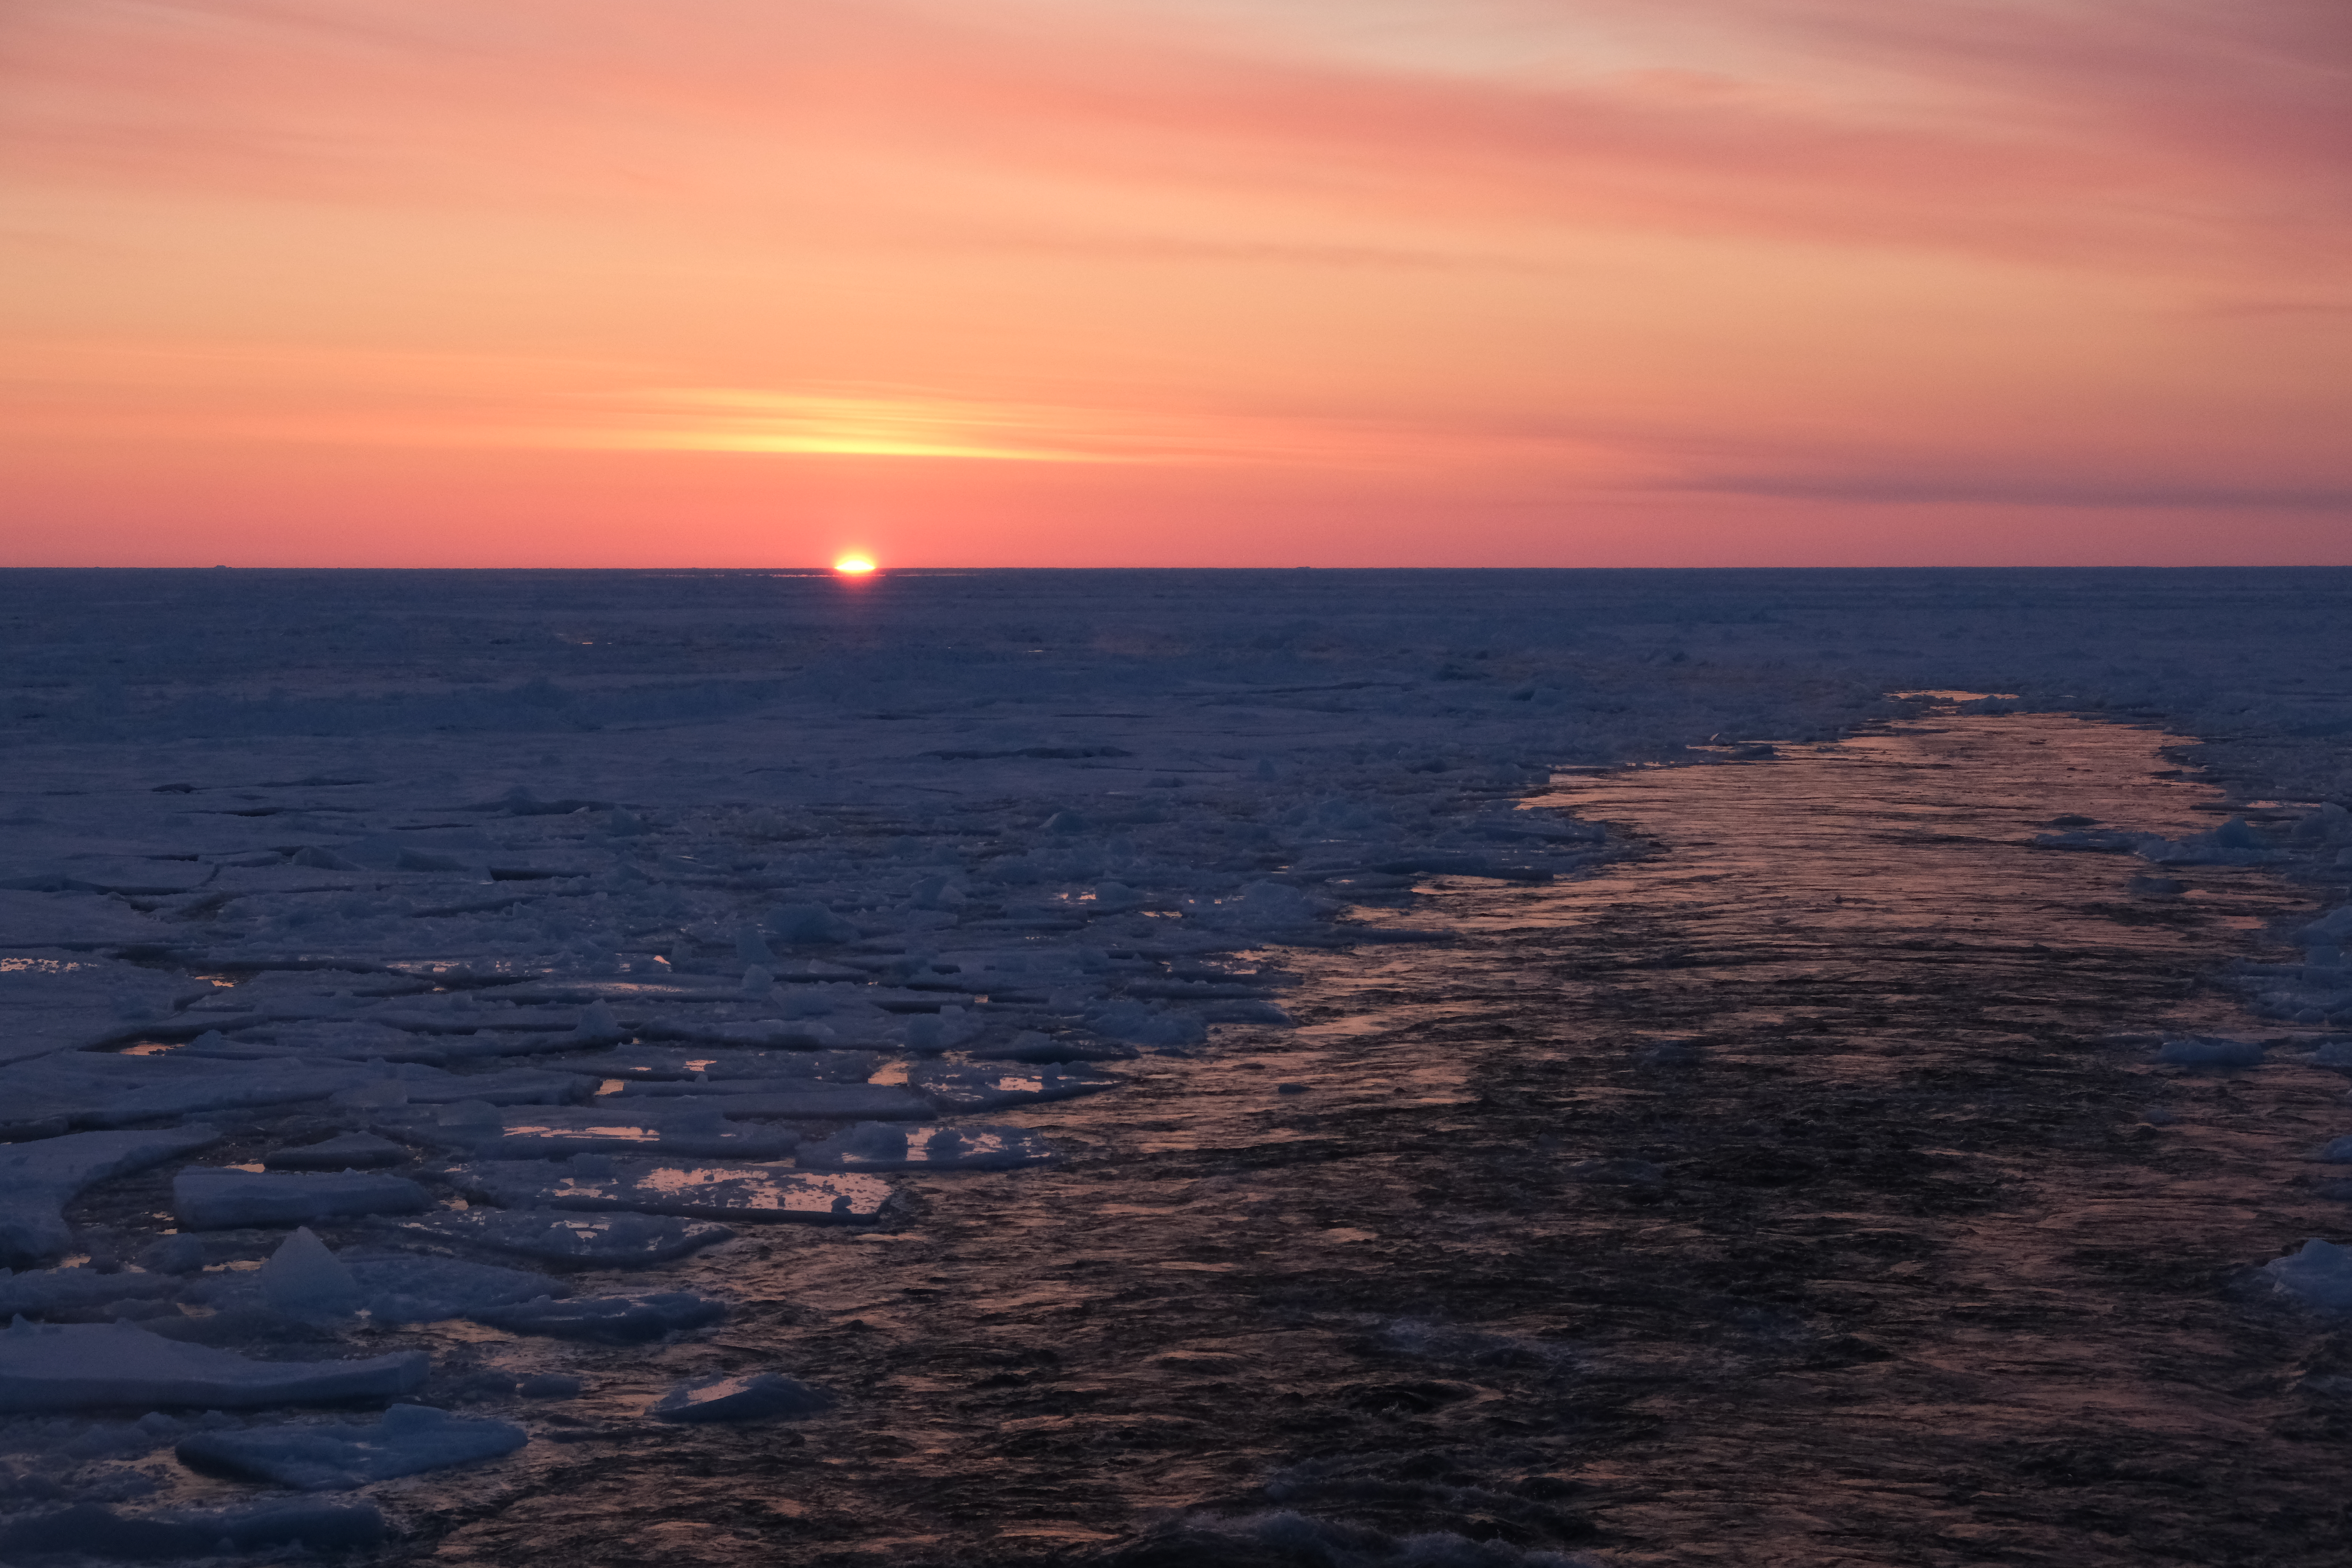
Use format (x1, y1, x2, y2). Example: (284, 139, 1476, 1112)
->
(5, 0, 2347, 566)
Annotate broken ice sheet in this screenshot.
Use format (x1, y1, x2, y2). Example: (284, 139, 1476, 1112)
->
(373, 1208, 734, 1268)
(649, 1372, 831, 1424)
(382, 1104, 796, 1161)
(601, 1080, 936, 1119)
(796, 1120, 1060, 1172)
(909, 1061, 1124, 1111)
(176, 1403, 527, 1490)
(469, 1291, 727, 1343)
(0, 952, 219, 1065)
(0, 1127, 219, 1266)
(0, 1051, 380, 1129)
(172, 1168, 432, 1230)
(0, 1319, 427, 1412)
(449, 1156, 893, 1224)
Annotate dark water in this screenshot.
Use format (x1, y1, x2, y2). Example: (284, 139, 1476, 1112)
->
(409, 711, 2349, 1567)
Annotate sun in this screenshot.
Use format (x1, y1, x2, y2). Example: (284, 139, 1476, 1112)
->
(832, 555, 877, 575)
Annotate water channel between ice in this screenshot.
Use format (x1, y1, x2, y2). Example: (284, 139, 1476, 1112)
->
(359, 708, 2341, 1566)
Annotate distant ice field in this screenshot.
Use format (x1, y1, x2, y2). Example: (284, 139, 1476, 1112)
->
(0, 566, 2347, 1556)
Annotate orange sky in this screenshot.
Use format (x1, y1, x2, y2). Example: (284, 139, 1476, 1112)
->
(4, 0, 2347, 565)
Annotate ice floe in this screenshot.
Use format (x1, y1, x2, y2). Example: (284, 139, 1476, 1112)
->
(0, 1499, 389, 1556)
(175, 1403, 527, 1490)
(172, 1168, 432, 1229)
(371, 1208, 734, 1268)
(0, 1128, 219, 1266)
(449, 1156, 893, 1223)
(649, 1372, 831, 1423)
(0, 1320, 428, 1411)
(2265, 1239, 2352, 1314)
(469, 1291, 727, 1342)
(796, 1121, 1060, 1172)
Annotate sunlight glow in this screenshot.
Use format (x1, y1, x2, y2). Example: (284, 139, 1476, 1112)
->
(833, 555, 877, 574)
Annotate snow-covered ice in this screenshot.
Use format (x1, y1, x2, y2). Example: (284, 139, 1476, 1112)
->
(175, 1403, 527, 1490)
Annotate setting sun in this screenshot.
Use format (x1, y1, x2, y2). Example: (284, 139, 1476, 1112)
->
(833, 555, 876, 575)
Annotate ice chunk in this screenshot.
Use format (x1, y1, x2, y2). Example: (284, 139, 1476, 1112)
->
(1083, 1001, 1210, 1050)
(374, 1208, 734, 1268)
(2265, 1239, 2352, 1314)
(0, 890, 164, 949)
(910, 1061, 1123, 1112)
(570, 1001, 623, 1044)
(649, 1372, 831, 1423)
(173, 1169, 431, 1229)
(0, 1052, 378, 1129)
(386, 1105, 796, 1161)
(963, 1029, 1134, 1064)
(449, 1157, 892, 1224)
(341, 1254, 567, 1323)
(2155, 1036, 2266, 1067)
(265, 1132, 410, 1170)
(0, 951, 216, 1065)
(797, 1121, 1060, 1171)
(470, 1292, 727, 1343)
(0, 1265, 178, 1322)
(0, 1127, 219, 1266)
(0, 1499, 387, 1556)
(606, 1080, 936, 1119)
(257, 1228, 362, 1320)
(0, 1320, 427, 1412)
(176, 1403, 527, 1490)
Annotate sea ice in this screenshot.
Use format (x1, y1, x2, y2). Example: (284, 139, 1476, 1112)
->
(605, 1080, 936, 1119)
(0, 1499, 388, 1556)
(371, 1208, 735, 1268)
(255, 1227, 361, 1319)
(265, 1132, 410, 1170)
(176, 1403, 527, 1490)
(0, 1265, 179, 1322)
(908, 1061, 1124, 1111)
(649, 1371, 831, 1423)
(172, 1168, 432, 1229)
(2265, 1239, 2352, 1314)
(385, 1104, 795, 1161)
(449, 1156, 893, 1223)
(469, 1291, 727, 1342)
(0, 1127, 219, 1266)
(0, 1319, 428, 1411)
(2155, 1037, 2267, 1067)
(0, 1052, 379, 1129)
(796, 1121, 1060, 1171)
(340, 1253, 568, 1323)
